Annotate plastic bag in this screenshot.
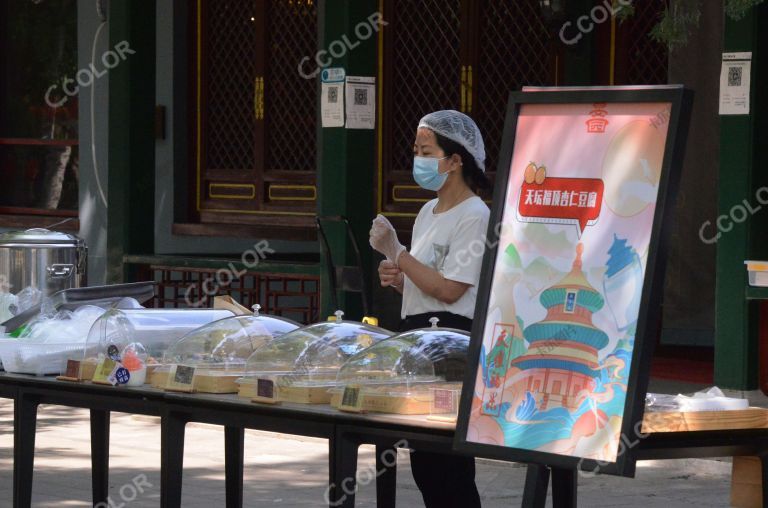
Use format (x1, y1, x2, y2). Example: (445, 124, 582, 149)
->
(15, 286, 43, 315)
(18, 305, 106, 344)
(0, 292, 17, 324)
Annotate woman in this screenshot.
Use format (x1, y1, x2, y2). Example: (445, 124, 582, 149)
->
(369, 110, 490, 508)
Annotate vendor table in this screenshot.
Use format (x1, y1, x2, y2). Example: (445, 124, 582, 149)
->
(2, 372, 768, 508)
(0, 373, 168, 508)
(0, 373, 453, 508)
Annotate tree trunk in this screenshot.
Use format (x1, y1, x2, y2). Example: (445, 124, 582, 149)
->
(38, 145, 71, 209)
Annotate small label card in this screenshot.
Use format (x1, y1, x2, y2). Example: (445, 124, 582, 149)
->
(433, 389, 458, 413)
(338, 384, 364, 413)
(166, 364, 196, 392)
(428, 388, 460, 423)
(57, 359, 83, 382)
(252, 378, 281, 405)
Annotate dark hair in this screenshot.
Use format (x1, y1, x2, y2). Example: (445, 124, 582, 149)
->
(434, 133, 491, 193)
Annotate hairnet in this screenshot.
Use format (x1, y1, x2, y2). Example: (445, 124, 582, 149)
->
(418, 110, 486, 171)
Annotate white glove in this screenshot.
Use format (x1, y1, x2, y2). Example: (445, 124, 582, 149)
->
(369, 214, 406, 263)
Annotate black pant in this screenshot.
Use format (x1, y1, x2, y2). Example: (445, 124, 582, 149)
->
(400, 312, 482, 508)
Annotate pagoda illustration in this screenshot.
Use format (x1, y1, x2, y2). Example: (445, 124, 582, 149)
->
(603, 234, 643, 333)
(510, 243, 609, 411)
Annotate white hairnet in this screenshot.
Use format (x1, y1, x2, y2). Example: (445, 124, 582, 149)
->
(418, 110, 486, 171)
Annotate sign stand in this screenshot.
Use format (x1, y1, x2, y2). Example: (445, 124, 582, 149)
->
(454, 86, 693, 481)
(522, 465, 577, 508)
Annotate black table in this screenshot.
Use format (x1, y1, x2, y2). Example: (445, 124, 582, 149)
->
(159, 390, 457, 508)
(0, 373, 456, 508)
(2, 372, 768, 508)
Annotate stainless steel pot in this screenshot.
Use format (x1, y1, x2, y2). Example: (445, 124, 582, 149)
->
(0, 228, 87, 297)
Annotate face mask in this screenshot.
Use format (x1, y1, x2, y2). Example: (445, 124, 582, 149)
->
(413, 156, 450, 191)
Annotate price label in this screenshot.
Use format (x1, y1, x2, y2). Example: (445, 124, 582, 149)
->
(251, 378, 281, 405)
(257, 378, 275, 399)
(428, 388, 460, 423)
(57, 359, 82, 382)
(65, 359, 81, 379)
(338, 384, 364, 413)
(432, 389, 457, 413)
(167, 364, 196, 392)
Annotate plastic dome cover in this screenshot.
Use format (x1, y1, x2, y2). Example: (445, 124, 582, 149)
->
(162, 314, 277, 371)
(335, 326, 470, 394)
(243, 312, 394, 387)
(249, 304, 301, 339)
(82, 308, 235, 361)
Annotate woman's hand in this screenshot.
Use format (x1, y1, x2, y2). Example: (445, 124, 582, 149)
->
(378, 260, 404, 289)
(397, 251, 470, 304)
(369, 215, 406, 263)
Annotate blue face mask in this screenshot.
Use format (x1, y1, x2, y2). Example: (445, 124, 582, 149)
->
(413, 156, 450, 191)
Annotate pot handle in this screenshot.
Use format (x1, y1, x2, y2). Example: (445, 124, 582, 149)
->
(76, 244, 88, 272)
(47, 264, 75, 279)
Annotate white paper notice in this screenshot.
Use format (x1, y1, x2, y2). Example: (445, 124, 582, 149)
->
(345, 76, 375, 130)
(322, 83, 344, 127)
(719, 52, 752, 116)
(321, 67, 346, 128)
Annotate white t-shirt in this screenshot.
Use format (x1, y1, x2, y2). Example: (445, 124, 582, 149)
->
(401, 196, 490, 319)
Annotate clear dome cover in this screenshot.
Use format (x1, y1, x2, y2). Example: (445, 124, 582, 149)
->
(238, 313, 394, 403)
(331, 326, 470, 414)
(249, 304, 301, 339)
(68, 308, 233, 385)
(150, 313, 290, 393)
(82, 308, 235, 362)
(162, 315, 276, 368)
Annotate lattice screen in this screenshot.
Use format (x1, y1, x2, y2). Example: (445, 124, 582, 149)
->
(144, 265, 320, 324)
(195, 0, 318, 218)
(387, 0, 462, 176)
(623, 0, 669, 85)
(204, 0, 259, 172)
(266, 0, 318, 173)
(475, 0, 554, 178)
(381, 0, 556, 215)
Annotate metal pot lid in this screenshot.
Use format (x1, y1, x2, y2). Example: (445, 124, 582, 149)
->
(0, 228, 84, 246)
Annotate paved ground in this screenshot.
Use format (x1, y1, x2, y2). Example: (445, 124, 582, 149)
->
(0, 379, 752, 507)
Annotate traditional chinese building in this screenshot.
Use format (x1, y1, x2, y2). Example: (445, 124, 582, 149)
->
(510, 243, 609, 411)
(2, 1, 765, 390)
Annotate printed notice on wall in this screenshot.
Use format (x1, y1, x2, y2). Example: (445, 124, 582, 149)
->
(719, 52, 752, 116)
(345, 76, 375, 130)
(321, 68, 346, 128)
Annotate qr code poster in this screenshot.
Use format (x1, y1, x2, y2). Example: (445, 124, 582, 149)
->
(321, 82, 344, 127)
(719, 53, 751, 115)
(345, 76, 375, 129)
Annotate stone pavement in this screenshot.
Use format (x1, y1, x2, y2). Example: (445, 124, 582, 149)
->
(0, 379, 744, 507)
